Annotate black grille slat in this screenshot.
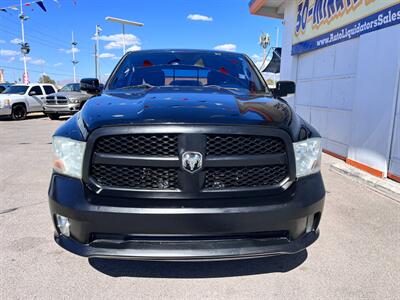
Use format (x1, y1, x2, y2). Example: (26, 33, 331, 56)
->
(95, 134, 178, 157)
(204, 165, 288, 190)
(207, 135, 285, 156)
(91, 165, 178, 190)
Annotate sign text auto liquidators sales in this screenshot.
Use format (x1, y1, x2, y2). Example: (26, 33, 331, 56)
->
(292, 0, 400, 55)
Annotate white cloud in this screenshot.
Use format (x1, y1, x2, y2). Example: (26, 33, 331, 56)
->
(251, 54, 264, 68)
(187, 14, 213, 22)
(213, 44, 237, 52)
(99, 53, 116, 59)
(59, 47, 80, 54)
(10, 38, 22, 44)
(126, 45, 141, 52)
(30, 58, 46, 65)
(19, 56, 45, 65)
(53, 62, 63, 67)
(93, 33, 141, 51)
(99, 53, 121, 60)
(0, 49, 19, 56)
(6, 57, 16, 63)
(0, 40, 5, 44)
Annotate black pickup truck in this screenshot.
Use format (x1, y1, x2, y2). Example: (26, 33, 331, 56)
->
(48, 49, 325, 260)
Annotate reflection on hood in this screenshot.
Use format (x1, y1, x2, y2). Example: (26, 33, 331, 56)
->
(236, 100, 291, 124)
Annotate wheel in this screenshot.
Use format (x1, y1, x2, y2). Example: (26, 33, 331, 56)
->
(11, 104, 27, 120)
(48, 113, 60, 120)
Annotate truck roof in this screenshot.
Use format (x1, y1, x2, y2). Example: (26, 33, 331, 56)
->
(13, 83, 56, 87)
(125, 48, 245, 56)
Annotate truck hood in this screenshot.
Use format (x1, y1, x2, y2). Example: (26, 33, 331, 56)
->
(81, 86, 292, 132)
(49, 91, 90, 100)
(0, 94, 25, 101)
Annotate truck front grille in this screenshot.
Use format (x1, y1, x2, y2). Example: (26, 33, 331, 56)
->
(204, 165, 288, 190)
(95, 134, 178, 157)
(207, 135, 285, 155)
(91, 165, 178, 190)
(86, 126, 293, 196)
(46, 95, 68, 105)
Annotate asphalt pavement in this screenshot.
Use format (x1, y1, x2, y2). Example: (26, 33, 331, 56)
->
(1, 115, 399, 299)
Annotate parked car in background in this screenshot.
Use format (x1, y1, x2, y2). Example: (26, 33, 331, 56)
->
(0, 83, 14, 93)
(43, 83, 93, 120)
(0, 83, 57, 120)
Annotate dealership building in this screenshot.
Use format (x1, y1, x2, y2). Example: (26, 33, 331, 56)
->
(249, 0, 400, 182)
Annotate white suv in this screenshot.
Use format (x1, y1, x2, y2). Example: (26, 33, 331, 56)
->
(0, 83, 57, 120)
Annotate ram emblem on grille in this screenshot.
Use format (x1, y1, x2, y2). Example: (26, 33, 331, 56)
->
(182, 151, 203, 173)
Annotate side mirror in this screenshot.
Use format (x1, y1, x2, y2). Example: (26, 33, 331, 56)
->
(80, 78, 101, 95)
(274, 81, 296, 98)
(29, 91, 37, 96)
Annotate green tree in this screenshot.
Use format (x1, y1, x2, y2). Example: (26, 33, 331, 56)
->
(38, 74, 56, 85)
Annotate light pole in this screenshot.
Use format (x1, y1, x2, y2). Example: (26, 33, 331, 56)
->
(105, 16, 144, 55)
(19, 0, 29, 84)
(71, 31, 79, 83)
(94, 25, 101, 80)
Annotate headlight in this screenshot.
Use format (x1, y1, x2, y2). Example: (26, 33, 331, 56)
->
(69, 98, 79, 103)
(52, 136, 86, 178)
(293, 137, 322, 178)
(2, 99, 11, 107)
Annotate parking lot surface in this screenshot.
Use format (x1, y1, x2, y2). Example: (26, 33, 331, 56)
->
(1, 115, 399, 299)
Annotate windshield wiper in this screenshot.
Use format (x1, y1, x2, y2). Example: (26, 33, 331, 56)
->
(120, 83, 154, 90)
(205, 85, 241, 91)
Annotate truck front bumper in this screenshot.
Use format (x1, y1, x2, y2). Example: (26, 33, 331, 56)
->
(49, 173, 325, 261)
(44, 104, 80, 114)
(0, 106, 11, 116)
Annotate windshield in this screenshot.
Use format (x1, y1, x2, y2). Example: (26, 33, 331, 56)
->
(107, 51, 266, 94)
(60, 83, 80, 92)
(3, 85, 28, 95)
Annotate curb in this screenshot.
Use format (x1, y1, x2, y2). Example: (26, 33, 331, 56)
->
(330, 162, 400, 203)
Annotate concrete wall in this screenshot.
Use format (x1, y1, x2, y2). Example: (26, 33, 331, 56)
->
(280, 0, 400, 177)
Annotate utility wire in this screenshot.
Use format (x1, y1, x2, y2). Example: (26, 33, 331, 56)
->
(0, 26, 92, 54)
(0, 64, 85, 77)
(0, 14, 92, 52)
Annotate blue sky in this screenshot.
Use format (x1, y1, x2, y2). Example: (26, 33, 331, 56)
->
(0, 0, 282, 84)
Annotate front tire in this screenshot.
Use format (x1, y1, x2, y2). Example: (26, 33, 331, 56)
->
(11, 104, 27, 120)
(47, 113, 60, 120)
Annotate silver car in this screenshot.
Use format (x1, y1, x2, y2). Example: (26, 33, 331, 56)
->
(43, 83, 92, 120)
